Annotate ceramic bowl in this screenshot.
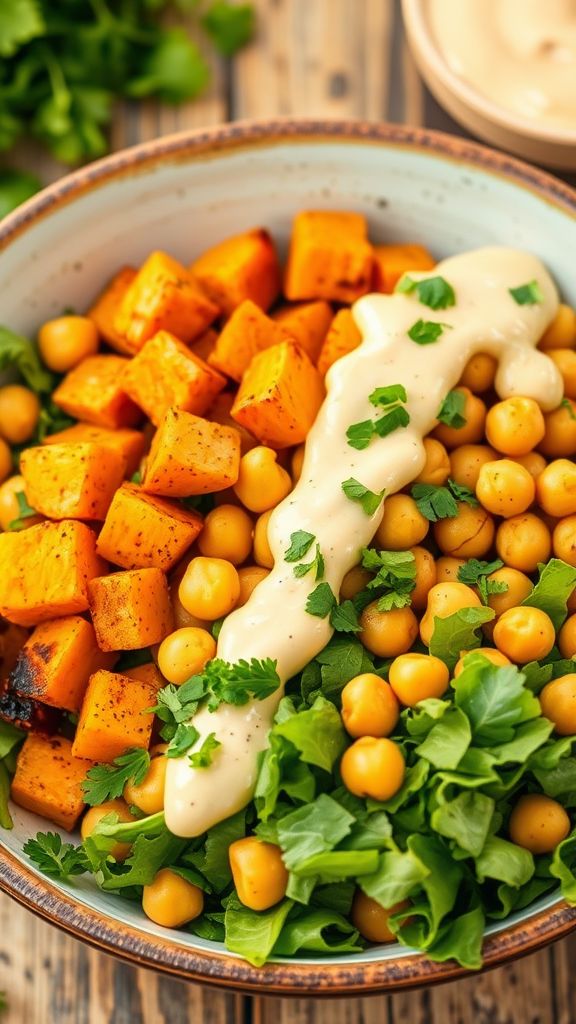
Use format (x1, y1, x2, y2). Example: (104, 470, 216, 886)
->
(402, 0, 576, 171)
(0, 120, 575, 996)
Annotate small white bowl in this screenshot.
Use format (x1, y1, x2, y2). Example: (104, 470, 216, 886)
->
(402, 0, 576, 171)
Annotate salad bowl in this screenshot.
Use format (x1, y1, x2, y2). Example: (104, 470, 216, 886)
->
(0, 119, 575, 995)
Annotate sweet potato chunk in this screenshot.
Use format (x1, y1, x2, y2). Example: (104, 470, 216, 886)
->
(53, 355, 141, 429)
(96, 482, 202, 571)
(372, 243, 435, 293)
(317, 309, 363, 374)
(88, 569, 174, 652)
(87, 266, 136, 355)
(207, 300, 286, 382)
(10, 616, 114, 712)
(272, 301, 333, 362)
(21, 442, 126, 521)
(122, 662, 165, 689)
(43, 422, 146, 478)
(72, 669, 156, 762)
(208, 392, 257, 454)
(0, 521, 106, 627)
(190, 228, 281, 318)
(231, 341, 325, 448)
(142, 408, 240, 497)
(11, 734, 92, 830)
(284, 211, 373, 303)
(191, 328, 219, 364)
(0, 622, 28, 685)
(115, 250, 218, 349)
(121, 330, 226, 427)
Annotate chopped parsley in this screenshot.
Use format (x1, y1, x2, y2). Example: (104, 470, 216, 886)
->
(437, 390, 467, 429)
(285, 530, 315, 562)
(411, 479, 478, 522)
(346, 419, 375, 450)
(306, 582, 337, 619)
(189, 732, 221, 768)
(360, 547, 417, 611)
(369, 384, 407, 407)
(407, 320, 451, 345)
(457, 558, 509, 604)
(82, 748, 151, 806)
(8, 491, 37, 531)
(509, 280, 544, 306)
(293, 543, 325, 582)
(341, 478, 385, 516)
(330, 600, 361, 634)
(374, 405, 411, 439)
(23, 832, 89, 881)
(448, 480, 479, 506)
(397, 274, 456, 310)
(346, 384, 410, 450)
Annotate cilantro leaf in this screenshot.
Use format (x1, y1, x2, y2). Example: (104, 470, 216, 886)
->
(0, 0, 44, 58)
(369, 384, 407, 406)
(437, 389, 467, 428)
(408, 320, 450, 345)
(82, 748, 150, 806)
(23, 832, 88, 881)
(285, 530, 315, 562)
(397, 274, 456, 310)
(374, 405, 411, 438)
(345, 419, 374, 450)
(167, 722, 200, 758)
(448, 478, 478, 506)
(359, 547, 416, 611)
(189, 732, 221, 768)
(457, 558, 507, 604)
(0, 325, 53, 393)
(330, 600, 361, 634)
(293, 543, 325, 581)
(306, 582, 337, 619)
(411, 482, 458, 522)
(341, 478, 385, 516)
(509, 280, 544, 306)
(201, 1, 255, 56)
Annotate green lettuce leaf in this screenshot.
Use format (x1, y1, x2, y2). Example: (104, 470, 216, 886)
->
(360, 847, 430, 908)
(550, 830, 576, 901)
(475, 836, 534, 888)
(522, 559, 576, 629)
(254, 734, 316, 821)
(273, 909, 362, 955)
(431, 791, 495, 857)
(277, 794, 355, 870)
(428, 607, 494, 670)
(224, 893, 293, 967)
(182, 810, 246, 892)
(294, 849, 379, 881)
(415, 706, 471, 770)
(272, 695, 347, 773)
(454, 661, 540, 745)
(425, 905, 485, 970)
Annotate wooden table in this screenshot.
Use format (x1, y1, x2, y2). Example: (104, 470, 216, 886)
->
(2, 1, 575, 1020)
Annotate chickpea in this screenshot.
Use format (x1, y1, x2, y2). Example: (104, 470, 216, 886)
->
(459, 352, 497, 393)
(449, 444, 498, 490)
(229, 837, 288, 911)
(548, 349, 576, 399)
(341, 673, 400, 738)
(124, 753, 167, 815)
(170, 579, 208, 630)
(433, 503, 495, 559)
(559, 614, 576, 658)
(233, 446, 292, 513)
(453, 648, 511, 676)
(0, 439, 11, 486)
(81, 799, 134, 861)
(340, 736, 405, 801)
(253, 510, 274, 568)
(374, 494, 428, 550)
(536, 459, 576, 518)
(486, 567, 533, 617)
(388, 653, 449, 705)
(476, 459, 535, 518)
(420, 582, 481, 646)
(510, 451, 547, 479)
(291, 444, 305, 482)
(435, 556, 465, 583)
(0, 475, 40, 532)
(493, 606, 555, 663)
(414, 438, 450, 486)
(178, 556, 240, 620)
(157, 627, 216, 685)
(0, 385, 40, 445)
(485, 396, 545, 456)
(496, 514, 551, 572)
(143, 868, 204, 928)
(539, 400, 576, 458)
(237, 565, 270, 606)
(351, 891, 410, 943)
(433, 387, 486, 449)
(540, 674, 576, 735)
(508, 794, 570, 855)
(360, 603, 418, 658)
(553, 516, 576, 567)
(38, 315, 99, 373)
(197, 504, 253, 565)
(410, 546, 437, 611)
(538, 304, 576, 350)
(340, 565, 373, 600)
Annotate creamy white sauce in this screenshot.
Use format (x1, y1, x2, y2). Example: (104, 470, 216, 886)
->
(164, 247, 561, 837)
(430, 0, 576, 132)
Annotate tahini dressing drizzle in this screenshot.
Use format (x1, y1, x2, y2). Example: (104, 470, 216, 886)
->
(165, 246, 562, 837)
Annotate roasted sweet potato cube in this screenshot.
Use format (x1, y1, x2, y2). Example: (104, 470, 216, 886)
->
(0, 622, 28, 684)
(11, 734, 92, 830)
(272, 301, 333, 362)
(43, 422, 146, 478)
(21, 442, 126, 521)
(88, 569, 174, 652)
(372, 243, 435, 293)
(122, 662, 165, 690)
(121, 330, 226, 427)
(191, 328, 219, 364)
(284, 211, 373, 303)
(72, 669, 156, 762)
(87, 266, 137, 355)
(115, 250, 218, 350)
(10, 616, 114, 712)
(317, 309, 363, 374)
(207, 300, 287, 382)
(231, 341, 325, 448)
(53, 355, 141, 429)
(190, 228, 281, 318)
(96, 482, 202, 571)
(208, 392, 257, 454)
(142, 408, 241, 498)
(0, 521, 106, 627)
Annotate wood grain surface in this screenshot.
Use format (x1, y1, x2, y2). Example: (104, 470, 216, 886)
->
(2, 1, 575, 1020)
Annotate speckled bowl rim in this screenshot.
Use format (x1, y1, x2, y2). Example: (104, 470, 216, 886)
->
(0, 118, 575, 995)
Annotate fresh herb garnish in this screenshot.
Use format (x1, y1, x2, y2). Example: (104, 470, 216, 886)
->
(360, 548, 416, 610)
(369, 384, 408, 407)
(23, 832, 89, 881)
(285, 531, 315, 562)
(509, 280, 544, 306)
(306, 582, 337, 619)
(189, 732, 221, 768)
(0, 325, 53, 393)
(407, 320, 451, 345)
(293, 543, 325, 582)
(373, 405, 411, 439)
(458, 559, 507, 604)
(397, 275, 456, 310)
(346, 385, 410, 450)
(330, 600, 362, 634)
(448, 479, 479, 506)
(346, 420, 375, 450)
(82, 748, 150, 806)
(437, 390, 467, 428)
(411, 479, 478, 523)
(341, 478, 385, 516)
(561, 398, 576, 421)
(8, 491, 37, 531)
